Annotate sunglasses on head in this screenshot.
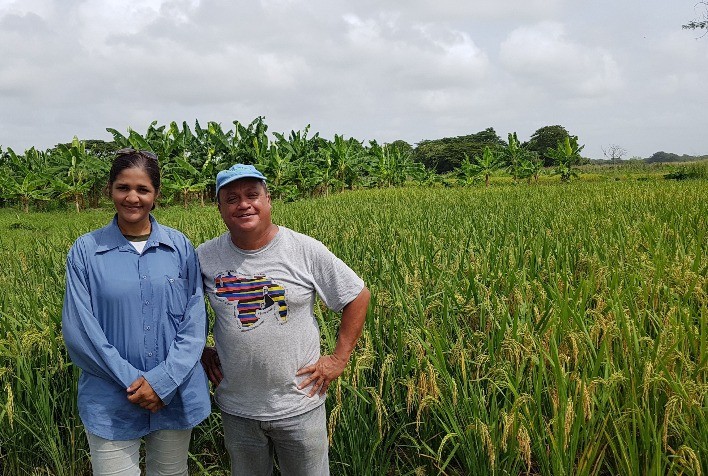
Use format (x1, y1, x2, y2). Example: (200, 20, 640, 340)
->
(116, 148, 158, 161)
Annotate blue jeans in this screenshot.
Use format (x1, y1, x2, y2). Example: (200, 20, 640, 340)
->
(222, 404, 329, 476)
(86, 429, 191, 476)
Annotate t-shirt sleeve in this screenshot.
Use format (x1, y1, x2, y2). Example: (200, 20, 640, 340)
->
(308, 239, 365, 312)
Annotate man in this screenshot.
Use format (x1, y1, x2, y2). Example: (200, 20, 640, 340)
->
(198, 164, 370, 476)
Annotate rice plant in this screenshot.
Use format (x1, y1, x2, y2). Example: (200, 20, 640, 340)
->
(0, 180, 706, 475)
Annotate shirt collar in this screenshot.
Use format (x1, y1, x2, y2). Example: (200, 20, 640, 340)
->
(95, 215, 177, 253)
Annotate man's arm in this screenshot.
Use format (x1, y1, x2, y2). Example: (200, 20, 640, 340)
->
(296, 286, 371, 397)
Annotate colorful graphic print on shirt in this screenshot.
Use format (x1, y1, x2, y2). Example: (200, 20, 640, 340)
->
(214, 273, 288, 330)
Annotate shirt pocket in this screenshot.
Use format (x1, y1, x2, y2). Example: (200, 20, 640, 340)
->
(165, 276, 189, 322)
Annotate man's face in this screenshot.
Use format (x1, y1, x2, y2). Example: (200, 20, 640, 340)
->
(218, 178, 272, 236)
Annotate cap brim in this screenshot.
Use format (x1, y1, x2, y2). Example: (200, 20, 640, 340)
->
(216, 173, 267, 195)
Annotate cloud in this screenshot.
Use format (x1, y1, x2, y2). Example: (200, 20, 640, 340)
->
(338, 13, 490, 90)
(499, 22, 623, 98)
(0, 0, 705, 159)
(344, 0, 563, 23)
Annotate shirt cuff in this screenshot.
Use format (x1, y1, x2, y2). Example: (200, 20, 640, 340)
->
(143, 364, 178, 405)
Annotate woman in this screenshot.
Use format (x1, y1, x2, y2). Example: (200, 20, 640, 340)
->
(62, 149, 210, 475)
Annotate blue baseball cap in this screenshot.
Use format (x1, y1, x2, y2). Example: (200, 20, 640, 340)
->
(215, 164, 267, 196)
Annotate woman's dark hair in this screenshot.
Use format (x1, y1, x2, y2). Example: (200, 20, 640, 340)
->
(108, 149, 161, 191)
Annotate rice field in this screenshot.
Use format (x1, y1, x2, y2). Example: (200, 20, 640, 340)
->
(1, 180, 706, 475)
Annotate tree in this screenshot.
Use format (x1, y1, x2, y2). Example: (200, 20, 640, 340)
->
(683, 1, 708, 34)
(413, 128, 505, 173)
(646, 151, 681, 163)
(525, 125, 572, 167)
(602, 144, 627, 163)
(388, 140, 414, 157)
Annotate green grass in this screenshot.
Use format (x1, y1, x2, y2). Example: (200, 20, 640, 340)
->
(1, 180, 706, 475)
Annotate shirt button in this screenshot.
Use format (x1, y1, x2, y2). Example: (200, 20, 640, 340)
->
(145, 326, 150, 331)
(142, 275, 147, 279)
(144, 301, 149, 305)
(169, 278, 175, 283)
(148, 352, 153, 357)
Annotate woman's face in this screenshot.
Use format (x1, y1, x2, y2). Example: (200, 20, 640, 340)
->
(110, 166, 157, 230)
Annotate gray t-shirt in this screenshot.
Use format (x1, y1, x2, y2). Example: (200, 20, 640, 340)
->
(197, 226, 365, 420)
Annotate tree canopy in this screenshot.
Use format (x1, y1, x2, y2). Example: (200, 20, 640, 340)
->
(524, 125, 573, 167)
(413, 127, 505, 173)
(683, 1, 708, 33)
(645, 151, 708, 163)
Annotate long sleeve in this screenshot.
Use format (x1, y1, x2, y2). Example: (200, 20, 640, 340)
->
(143, 244, 207, 405)
(62, 251, 141, 389)
(62, 218, 210, 440)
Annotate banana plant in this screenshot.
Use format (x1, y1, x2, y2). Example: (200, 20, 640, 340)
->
(3, 148, 52, 212)
(167, 121, 194, 164)
(522, 152, 543, 183)
(106, 121, 177, 164)
(106, 126, 151, 152)
(291, 160, 321, 198)
(329, 135, 364, 192)
(367, 141, 424, 188)
(6, 173, 51, 212)
(232, 117, 270, 164)
(161, 157, 208, 207)
(204, 121, 237, 164)
(270, 125, 327, 197)
(255, 144, 293, 200)
(458, 154, 480, 186)
(315, 147, 337, 196)
(52, 137, 109, 212)
(468, 145, 501, 187)
(391, 143, 425, 185)
(548, 136, 584, 182)
(502, 132, 527, 182)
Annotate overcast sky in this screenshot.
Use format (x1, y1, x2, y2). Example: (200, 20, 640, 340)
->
(1, 0, 706, 159)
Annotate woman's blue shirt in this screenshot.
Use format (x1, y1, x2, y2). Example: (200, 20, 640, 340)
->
(62, 215, 210, 440)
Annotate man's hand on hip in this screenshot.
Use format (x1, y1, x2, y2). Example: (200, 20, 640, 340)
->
(296, 287, 370, 398)
(296, 354, 347, 397)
